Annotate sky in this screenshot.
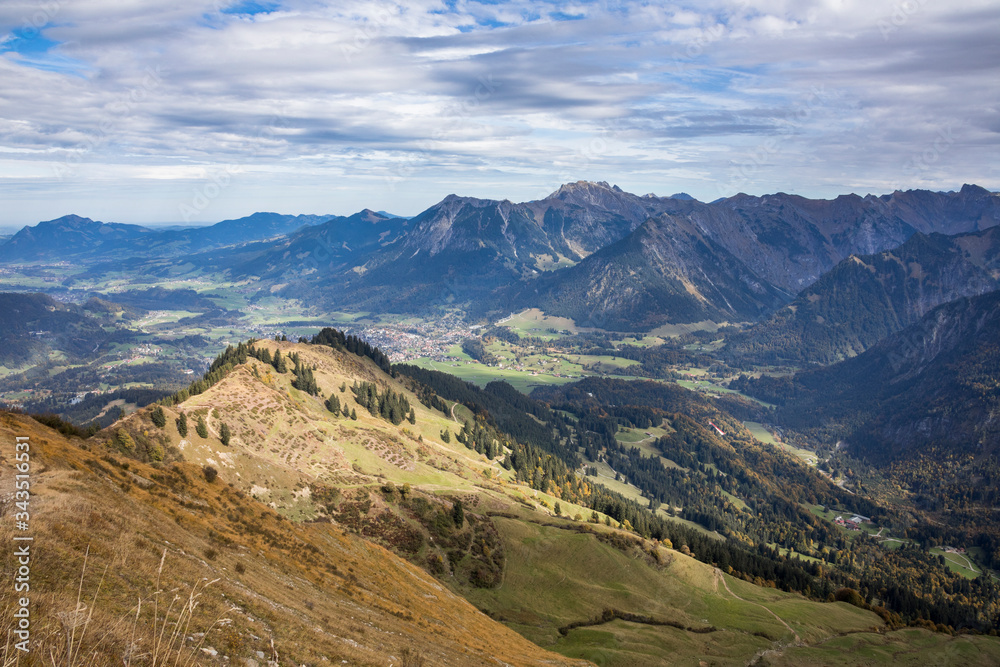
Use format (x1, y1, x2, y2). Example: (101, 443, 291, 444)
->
(0, 0, 997, 226)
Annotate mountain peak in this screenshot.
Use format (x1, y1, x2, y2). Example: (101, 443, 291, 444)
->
(43, 213, 97, 225)
(546, 180, 620, 199)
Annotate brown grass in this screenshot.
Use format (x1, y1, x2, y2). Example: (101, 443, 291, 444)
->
(0, 411, 590, 666)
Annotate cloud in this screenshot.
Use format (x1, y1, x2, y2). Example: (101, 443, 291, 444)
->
(0, 0, 996, 224)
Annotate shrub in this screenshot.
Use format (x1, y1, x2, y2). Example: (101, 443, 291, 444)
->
(203, 465, 218, 483)
(115, 428, 135, 452)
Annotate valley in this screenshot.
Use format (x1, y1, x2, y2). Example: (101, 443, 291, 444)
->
(3, 183, 1000, 665)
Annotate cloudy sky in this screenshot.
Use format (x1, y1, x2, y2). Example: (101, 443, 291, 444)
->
(0, 0, 997, 225)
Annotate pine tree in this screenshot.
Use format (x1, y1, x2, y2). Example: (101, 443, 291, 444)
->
(326, 394, 341, 416)
(176, 412, 188, 437)
(452, 499, 464, 527)
(196, 416, 208, 439)
(407, 408, 416, 424)
(441, 428, 451, 443)
(150, 406, 166, 428)
(272, 350, 287, 373)
(350, 408, 357, 420)
(219, 422, 231, 446)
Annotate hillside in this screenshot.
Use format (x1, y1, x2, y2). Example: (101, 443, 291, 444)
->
(0, 411, 585, 665)
(0, 292, 131, 368)
(724, 227, 1000, 365)
(517, 211, 790, 329)
(10, 333, 1000, 664)
(733, 290, 1000, 460)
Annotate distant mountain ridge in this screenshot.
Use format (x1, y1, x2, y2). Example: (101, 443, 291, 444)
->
(734, 289, 1000, 459)
(0, 211, 336, 261)
(724, 226, 1000, 364)
(0, 214, 154, 261)
(506, 184, 1000, 329)
(4, 183, 999, 331)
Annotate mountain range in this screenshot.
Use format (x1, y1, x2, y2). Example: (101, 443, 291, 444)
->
(724, 225, 1000, 364)
(3, 183, 999, 332)
(734, 289, 1000, 459)
(0, 211, 334, 262)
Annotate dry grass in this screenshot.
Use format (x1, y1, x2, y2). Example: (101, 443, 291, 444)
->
(0, 411, 589, 666)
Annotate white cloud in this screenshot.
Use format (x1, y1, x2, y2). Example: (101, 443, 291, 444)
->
(0, 0, 996, 224)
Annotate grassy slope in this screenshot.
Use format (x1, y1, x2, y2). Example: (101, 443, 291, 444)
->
(0, 412, 583, 666)
(459, 517, 882, 667)
(90, 342, 1000, 666)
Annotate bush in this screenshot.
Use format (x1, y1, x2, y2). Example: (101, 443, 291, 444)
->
(834, 587, 866, 608)
(115, 428, 135, 452)
(203, 465, 218, 483)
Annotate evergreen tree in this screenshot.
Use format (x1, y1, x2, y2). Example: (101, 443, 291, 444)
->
(176, 412, 188, 437)
(196, 415, 208, 439)
(150, 406, 166, 428)
(350, 408, 357, 420)
(452, 499, 464, 527)
(326, 394, 341, 416)
(272, 350, 287, 373)
(408, 408, 416, 424)
(441, 428, 451, 443)
(219, 422, 231, 446)
(291, 359, 319, 395)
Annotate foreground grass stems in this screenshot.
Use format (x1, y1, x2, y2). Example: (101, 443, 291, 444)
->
(56, 545, 109, 667)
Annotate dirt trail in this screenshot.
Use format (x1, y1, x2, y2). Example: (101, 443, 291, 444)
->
(714, 568, 801, 644)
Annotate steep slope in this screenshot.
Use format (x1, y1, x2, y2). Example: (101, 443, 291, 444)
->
(520, 212, 790, 329)
(734, 290, 1000, 459)
(0, 411, 584, 666)
(516, 185, 1000, 330)
(724, 226, 1000, 364)
(79, 336, 1000, 660)
(323, 182, 685, 310)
